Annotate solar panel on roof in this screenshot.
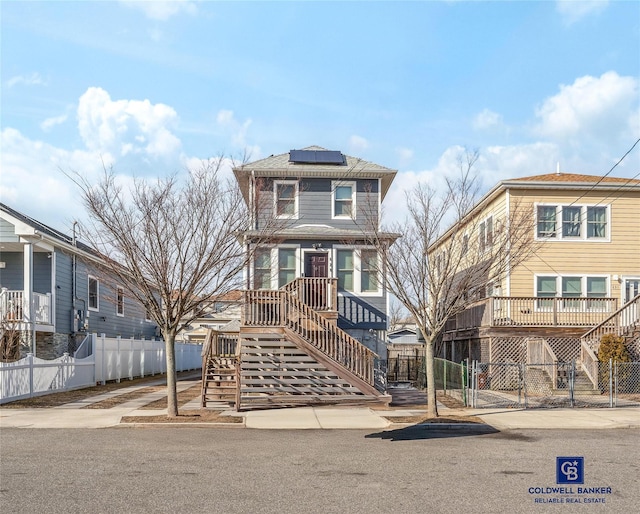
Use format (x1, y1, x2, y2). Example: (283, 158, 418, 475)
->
(289, 150, 345, 165)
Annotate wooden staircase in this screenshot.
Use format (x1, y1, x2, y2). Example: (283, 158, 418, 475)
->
(201, 278, 390, 410)
(201, 331, 240, 408)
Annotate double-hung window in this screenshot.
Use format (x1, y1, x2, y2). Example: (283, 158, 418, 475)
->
(274, 181, 298, 219)
(561, 276, 582, 309)
(332, 181, 355, 218)
(337, 250, 354, 292)
(88, 276, 99, 311)
(254, 249, 272, 289)
(537, 206, 557, 238)
(587, 207, 607, 238)
(116, 287, 124, 316)
(278, 249, 296, 287)
(562, 207, 581, 237)
(479, 215, 494, 252)
(360, 250, 378, 292)
(536, 276, 557, 309)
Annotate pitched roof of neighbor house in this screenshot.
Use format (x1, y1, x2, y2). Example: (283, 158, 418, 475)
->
(0, 202, 94, 254)
(506, 172, 640, 186)
(234, 146, 397, 202)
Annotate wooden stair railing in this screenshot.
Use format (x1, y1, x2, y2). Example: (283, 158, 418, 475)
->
(201, 329, 240, 408)
(581, 293, 640, 350)
(283, 278, 338, 312)
(243, 289, 376, 386)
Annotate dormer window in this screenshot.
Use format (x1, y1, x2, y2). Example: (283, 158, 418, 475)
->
(332, 181, 356, 219)
(274, 181, 298, 219)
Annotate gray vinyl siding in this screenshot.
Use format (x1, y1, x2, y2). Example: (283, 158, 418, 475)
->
(67, 258, 157, 339)
(0, 219, 19, 242)
(0, 252, 52, 293)
(33, 253, 52, 293)
(257, 178, 379, 229)
(0, 252, 23, 290)
(55, 250, 73, 334)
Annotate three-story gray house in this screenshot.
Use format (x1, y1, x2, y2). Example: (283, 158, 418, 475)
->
(201, 147, 398, 408)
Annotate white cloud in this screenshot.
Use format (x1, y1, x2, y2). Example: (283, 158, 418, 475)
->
(533, 71, 638, 144)
(348, 135, 370, 153)
(556, 1, 609, 25)
(119, 0, 198, 21)
(382, 143, 562, 226)
(40, 114, 69, 132)
(6, 72, 47, 88)
(395, 147, 414, 164)
(473, 108, 503, 131)
(77, 87, 181, 158)
(0, 127, 115, 231)
(215, 109, 259, 156)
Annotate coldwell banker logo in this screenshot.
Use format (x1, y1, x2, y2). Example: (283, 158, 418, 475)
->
(528, 456, 612, 504)
(556, 456, 584, 484)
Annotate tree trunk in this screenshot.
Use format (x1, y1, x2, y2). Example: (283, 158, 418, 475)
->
(425, 336, 438, 417)
(164, 333, 178, 418)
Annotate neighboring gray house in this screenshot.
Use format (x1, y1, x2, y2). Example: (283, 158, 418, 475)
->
(0, 203, 158, 359)
(234, 146, 399, 356)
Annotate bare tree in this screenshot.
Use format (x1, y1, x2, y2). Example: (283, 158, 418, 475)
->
(69, 157, 275, 417)
(370, 149, 539, 417)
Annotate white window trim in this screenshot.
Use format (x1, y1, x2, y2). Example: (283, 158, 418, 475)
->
(273, 180, 299, 219)
(478, 214, 494, 253)
(116, 286, 125, 317)
(252, 245, 300, 290)
(534, 203, 611, 242)
(331, 180, 357, 220)
(88, 275, 99, 312)
(533, 274, 610, 311)
(333, 245, 382, 297)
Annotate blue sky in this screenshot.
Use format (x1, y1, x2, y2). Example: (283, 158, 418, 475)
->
(1, 0, 639, 231)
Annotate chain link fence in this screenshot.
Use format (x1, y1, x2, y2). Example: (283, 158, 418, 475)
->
(469, 360, 640, 408)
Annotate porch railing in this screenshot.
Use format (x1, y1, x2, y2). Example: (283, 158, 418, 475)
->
(243, 289, 375, 385)
(0, 289, 52, 324)
(283, 277, 338, 312)
(202, 329, 239, 359)
(491, 296, 617, 327)
(580, 293, 640, 351)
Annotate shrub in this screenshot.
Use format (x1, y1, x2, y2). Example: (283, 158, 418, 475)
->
(597, 334, 631, 363)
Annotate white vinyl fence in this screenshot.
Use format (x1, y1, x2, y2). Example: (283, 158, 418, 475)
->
(0, 334, 202, 404)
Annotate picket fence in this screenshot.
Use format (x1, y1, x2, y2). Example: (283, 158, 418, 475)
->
(0, 334, 202, 404)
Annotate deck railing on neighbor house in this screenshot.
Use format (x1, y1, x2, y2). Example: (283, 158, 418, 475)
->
(580, 293, 640, 350)
(243, 289, 375, 385)
(444, 296, 619, 332)
(0, 290, 52, 325)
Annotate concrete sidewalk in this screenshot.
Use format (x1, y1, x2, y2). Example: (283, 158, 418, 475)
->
(2, 375, 640, 430)
(3, 402, 640, 430)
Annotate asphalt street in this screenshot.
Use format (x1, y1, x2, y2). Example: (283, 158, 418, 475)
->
(1, 427, 638, 513)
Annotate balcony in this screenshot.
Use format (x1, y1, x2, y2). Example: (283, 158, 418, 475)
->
(445, 296, 618, 332)
(0, 290, 53, 325)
